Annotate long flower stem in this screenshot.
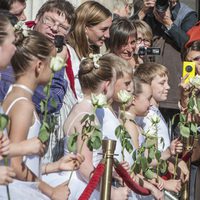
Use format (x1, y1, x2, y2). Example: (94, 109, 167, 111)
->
(43, 73, 53, 122)
(173, 154, 179, 179)
(67, 139, 85, 186)
(4, 156, 11, 200)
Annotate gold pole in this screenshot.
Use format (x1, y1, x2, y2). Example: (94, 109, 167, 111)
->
(181, 136, 193, 200)
(100, 140, 116, 200)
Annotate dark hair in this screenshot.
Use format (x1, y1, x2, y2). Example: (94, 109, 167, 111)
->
(106, 17, 136, 53)
(0, 14, 11, 45)
(0, 9, 18, 26)
(184, 40, 200, 60)
(11, 30, 54, 79)
(0, 0, 25, 10)
(79, 53, 119, 92)
(36, 0, 75, 28)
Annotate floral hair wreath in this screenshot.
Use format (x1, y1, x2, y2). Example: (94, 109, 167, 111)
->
(81, 53, 102, 69)
(14, 21, 30, 37)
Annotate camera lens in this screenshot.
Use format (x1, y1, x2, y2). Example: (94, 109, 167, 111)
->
(185, 65, 193, 72)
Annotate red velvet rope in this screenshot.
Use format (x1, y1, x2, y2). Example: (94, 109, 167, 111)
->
(78, 163, 105, 200)
(113, 160, 151, 195)
(181, 150, 193, 162)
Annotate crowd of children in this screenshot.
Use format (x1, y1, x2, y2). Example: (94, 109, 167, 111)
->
(0, 0, 200, 199)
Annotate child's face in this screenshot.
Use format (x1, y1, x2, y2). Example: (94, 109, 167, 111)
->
(0, 24, 16, 70)
(113, 72, 133, 102)
(151, 74, 170, 103)
(134, 83, 152, 116)
(186, 50, 200, 75)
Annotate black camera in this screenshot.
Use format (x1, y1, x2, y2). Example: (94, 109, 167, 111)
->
(138, 47, 161, 56)
(54, 35, 65, 53)
(155, 0, 169, 12)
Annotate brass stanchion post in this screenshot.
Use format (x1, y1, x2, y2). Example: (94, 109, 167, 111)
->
(100, 140, 116, 200)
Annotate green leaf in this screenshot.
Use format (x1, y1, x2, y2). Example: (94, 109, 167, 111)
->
(180, 124, 190, 138)
(0, 114, 9, 131)
(40, 100, 46, 114)
(140, 157, 148, 171)
(87, 139, 93, 151)
(196, 97, 200, 111)
(149, 147, 155, 159)
(81, 114, 90, 124)
(180, 113, 186, 123)
(144, 168, 155, 180)
(67, 132, 79, 152)
(125, 140, 133, 154)
(191, 123, 198, 135)
(160, 160, 168, 174)
(89, 136, 102, 150)
(115, 125, 122, 138)
(89, 114, 95, 122)
(50, 98, 57, 108)
(132, 150, 137, 161)
(124, 130, 131, 139)
(43, 85, 49, 95)
(133, 162, 141, 174)
(145, 138, 157, 148)
(155, 150, 161, 161)
(38, 123, 50, 143)
(188, 97, 195, 110)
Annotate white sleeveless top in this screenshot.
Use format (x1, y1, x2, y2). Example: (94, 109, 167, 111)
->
(96, 107, 133, 166)
(5, 97, 41, 177)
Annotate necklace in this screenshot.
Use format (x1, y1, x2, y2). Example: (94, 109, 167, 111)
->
(12, 84, 34, 95)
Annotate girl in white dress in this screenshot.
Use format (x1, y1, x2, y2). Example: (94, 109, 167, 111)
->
(63, 53, 130, 200)
(0, 29, 71, 200)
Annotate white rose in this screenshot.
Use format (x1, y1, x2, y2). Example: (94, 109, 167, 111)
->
(190, 75, 200, 88)
(117, 90, 132, 104)
(50, 56, 65, 72)
(91, 93, 107, 108)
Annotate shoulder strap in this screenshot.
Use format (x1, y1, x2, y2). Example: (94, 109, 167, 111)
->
(5, 97, 29, 115)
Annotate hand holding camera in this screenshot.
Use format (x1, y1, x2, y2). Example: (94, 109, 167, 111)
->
(54, 35, 68, 62)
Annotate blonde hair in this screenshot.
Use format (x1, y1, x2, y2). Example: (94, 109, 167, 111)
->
(69, 1, 111, 59)
(133, 20, 153, 43)
(134, 62, 169, 84)
(79, 53, 127, 92)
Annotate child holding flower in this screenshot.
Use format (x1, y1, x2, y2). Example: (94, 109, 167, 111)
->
(63, 53, 131, 200)
(0, 29, 81, 200)
(134, 63, 189, 187)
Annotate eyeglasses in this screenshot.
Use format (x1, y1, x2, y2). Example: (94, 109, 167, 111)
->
(42, 16, 71, 35)
(136, 38, 151, 46)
